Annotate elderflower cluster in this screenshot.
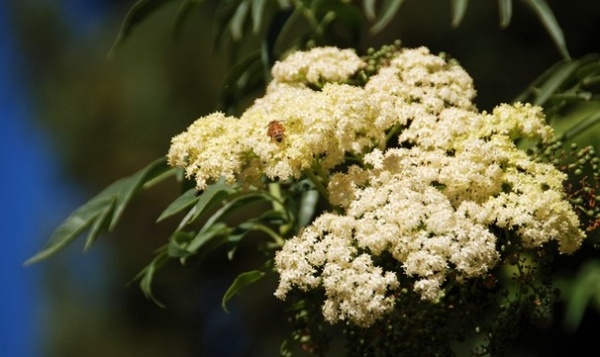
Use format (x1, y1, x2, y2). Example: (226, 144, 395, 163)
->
(168, 46, 478, 190)
(271, 46, 365, 85)
(275, 98, 583, 326)
(168, 44, 586, 327)
(274, 213, 399, 327)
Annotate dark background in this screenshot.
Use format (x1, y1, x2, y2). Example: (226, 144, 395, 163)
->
(2, 1, 599, 356)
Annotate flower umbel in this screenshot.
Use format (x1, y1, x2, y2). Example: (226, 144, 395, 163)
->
(168, 44, 587, 329)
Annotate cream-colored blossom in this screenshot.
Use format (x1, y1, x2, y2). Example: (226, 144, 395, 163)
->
(482, 102, 554, 142)
(271, 47, 365, 85)
(365, 47, 477, 134)
(321, 254, 399, 327)
(167, 112, 246, 190)
(243, 82, 386, 181)
(168, 45, 586, 329)
(274, 214, 399, 327)
(478, 165, 584, 253)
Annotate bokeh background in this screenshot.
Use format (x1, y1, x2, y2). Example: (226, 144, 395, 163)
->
(2, 1, 599, 356)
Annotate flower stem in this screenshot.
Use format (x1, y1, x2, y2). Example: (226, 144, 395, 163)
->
(303, 169, 329, 203)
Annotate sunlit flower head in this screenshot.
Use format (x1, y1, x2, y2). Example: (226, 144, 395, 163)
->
(271, 46, 365, 85)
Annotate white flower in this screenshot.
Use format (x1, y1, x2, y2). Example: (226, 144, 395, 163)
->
(274, 214, 400, 327)
(272, 47, 365, 85)
(168, 44, 586, 328)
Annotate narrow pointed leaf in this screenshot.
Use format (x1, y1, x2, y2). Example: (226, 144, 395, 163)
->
(562, 110, 600, 142)
(172, 0, 204, 41)
(563, 260, 600, 331)
(108, 0, 177, 57)
(189, 179, 236, 223)
(230, 0, 250, 40)
(450, 0, 469, 28)
(498, 0, 512, 28)
(213, 0, 241, 48)
(201, 192, 271, 231)
(26, 158, 170, 265)
(24, 196, 115, 265)
(251, 0, 267, 34)
(363, 0, 377, 20)
(137, 251, 170, 307)
(298, 189, 319, 228)
(222, 270, 265, 312)
(515, 59, 579, 105)
(185, 222, 230, 256)
(167, 230, 196, 258)
(157, 188, 199, 222)
(520, 0, 570, 59)
(84, 200, 116, 251)
(370, 0, 404, 34)
(110, 158, 170, 230)
(532, 60, 579, 106)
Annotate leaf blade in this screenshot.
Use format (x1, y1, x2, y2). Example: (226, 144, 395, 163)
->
(108, 0, 177, 57)
(156, 188, 199, 222)
(520, 0, 570, 60)
(24, 196, 115, 265)
(450, 0, 469, 28)
(369, 0, 405, 34)
(497, 0, 513, 28)
(221, 270, 266, 312)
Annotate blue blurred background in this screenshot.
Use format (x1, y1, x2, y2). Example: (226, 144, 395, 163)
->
(1, 2, 104, 356)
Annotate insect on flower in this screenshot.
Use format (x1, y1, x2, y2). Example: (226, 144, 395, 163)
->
(266, 120, 285, 142)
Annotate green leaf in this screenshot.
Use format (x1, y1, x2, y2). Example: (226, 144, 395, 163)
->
(186, 222, 231, 255)
(520, 0, 570, 60)
(221, 50, 266, 112)
(369, 0, 405, 34)
(363, 0, 377, 20)
(188, 179, 236, 223)
(179, 192, 274, 258)
(225, 227, 254, 260)
(532, 61, 579, 106)
(514, 59, 579, 105)
(562, 260, 600, 331)
(172, 0, 204, 42)
(450, 0, 469, 28)
(201, 192, 272, 231)
(136, 249, 171, 307)
(230, 0, 251, 40)
(221, 270, 265, 312)
(251, 0, 267, 34)
(298, 189, 319, 228)
(108, 0, 177, 57)
(24, 196, 115, 265)
(562, 109, 600, 142)
(84, 199, 116, 251)
(108, 158, 170, 230)
(157, 188, 199, 222)
(166, 230, 196, 258)
(497, 0, 512, 28)
(25, 158, 170, 265)
(314, 0, 362, 44)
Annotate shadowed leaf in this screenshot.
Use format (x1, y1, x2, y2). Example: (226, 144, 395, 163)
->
(25, 159, 170, 265)
(222, 270, 266, 312)
(108, 0, 177, 57)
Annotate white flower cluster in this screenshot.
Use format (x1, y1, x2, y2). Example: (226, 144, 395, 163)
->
(271, 46, 365, 85)
(168, 45, 586, 327)
(274, 214, 399, 327)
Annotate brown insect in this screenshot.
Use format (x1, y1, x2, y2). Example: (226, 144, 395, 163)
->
(266, 120, 285, 142)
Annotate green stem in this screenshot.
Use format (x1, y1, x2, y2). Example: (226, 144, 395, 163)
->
(303, 169, 329, 203)
(252, 222, 286, 247)
(385, 123, 404, 144)
(292, 0, 323, 37)
(268, 182, 293, 237)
